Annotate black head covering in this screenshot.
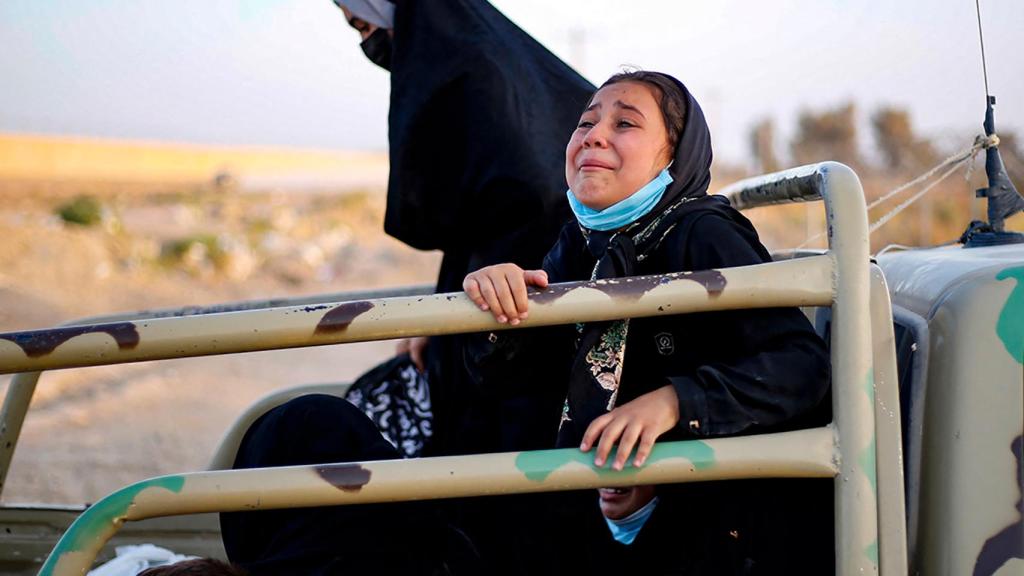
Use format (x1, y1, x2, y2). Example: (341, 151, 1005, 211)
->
(572, 74, 714, 261)
(385, 0, 594, 253)
(660, 74, 714, 207)
(557, 73, 719, 447)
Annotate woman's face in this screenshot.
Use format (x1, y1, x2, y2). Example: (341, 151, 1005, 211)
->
(565, 81, 672, 211)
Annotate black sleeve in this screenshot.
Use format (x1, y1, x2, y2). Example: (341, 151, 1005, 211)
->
(663, 214, 830, 438)
(541, 221, 591, 283)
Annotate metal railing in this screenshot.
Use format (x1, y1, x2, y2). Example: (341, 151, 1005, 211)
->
(0, 162, 904, 576)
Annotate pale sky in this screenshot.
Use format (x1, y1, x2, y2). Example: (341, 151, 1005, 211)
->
(1, 0, 1021, 167)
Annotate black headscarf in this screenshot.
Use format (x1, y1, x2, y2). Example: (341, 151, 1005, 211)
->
(385, 0, 594, 256)
(556, 73, 717, 447)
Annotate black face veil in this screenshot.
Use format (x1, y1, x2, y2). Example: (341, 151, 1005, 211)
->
(385, 0, 594, 255)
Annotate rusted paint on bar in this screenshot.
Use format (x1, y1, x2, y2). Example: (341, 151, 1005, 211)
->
(683, 269, 728, 295)
(313, 301, 375, 335)
(0, 322, 139, 358)
(532, 269, 727, 307)
(718, 163, 824, 210)
(315, 463, 372, 492)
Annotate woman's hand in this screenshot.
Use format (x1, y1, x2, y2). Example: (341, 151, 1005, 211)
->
(463, 264, 548, 325)
(395, 336, 429, 372)
(580, 385, 681, 470)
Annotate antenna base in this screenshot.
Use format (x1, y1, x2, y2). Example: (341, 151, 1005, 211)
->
(960, 220, 1024, 248)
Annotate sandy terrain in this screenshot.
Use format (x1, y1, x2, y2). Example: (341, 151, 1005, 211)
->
(0, 181, 439, 504)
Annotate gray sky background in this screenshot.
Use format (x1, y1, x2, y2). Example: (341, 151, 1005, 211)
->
(1, 0, 1021, 167)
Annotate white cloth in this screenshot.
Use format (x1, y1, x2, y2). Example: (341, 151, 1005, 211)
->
(87, 544, 196, 576)
(333, 0, 395, 29)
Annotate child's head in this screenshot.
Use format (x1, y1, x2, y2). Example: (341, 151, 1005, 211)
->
(565, 71, 689, 211)
(137, 558, 247, 576)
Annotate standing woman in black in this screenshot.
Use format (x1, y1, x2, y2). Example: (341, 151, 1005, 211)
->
(336, 0, 594, 457)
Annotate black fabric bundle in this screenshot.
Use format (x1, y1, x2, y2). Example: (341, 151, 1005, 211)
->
(382, 0, 593, 460)
(386, 0, 593, 274)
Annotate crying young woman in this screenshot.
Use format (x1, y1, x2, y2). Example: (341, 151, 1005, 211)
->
(221, 70, 833, 576)
(463, 70, 833, 575)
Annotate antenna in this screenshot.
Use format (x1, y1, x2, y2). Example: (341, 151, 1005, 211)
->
(962, 0, 1024, 246)
(974, 0, 990, 101)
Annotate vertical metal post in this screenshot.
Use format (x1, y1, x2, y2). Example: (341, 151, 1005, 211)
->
(870, 267, 908, 575)
(0, 372, 41, 499)
(822, 163, 879, 574)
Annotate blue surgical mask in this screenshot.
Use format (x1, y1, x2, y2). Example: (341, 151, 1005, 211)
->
(604, 496, 660, 545)
(567, 167, 674, 231)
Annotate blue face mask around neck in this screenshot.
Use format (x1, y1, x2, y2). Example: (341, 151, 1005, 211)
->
(604, 495, 660, 545)
(567, 167, 674, 231)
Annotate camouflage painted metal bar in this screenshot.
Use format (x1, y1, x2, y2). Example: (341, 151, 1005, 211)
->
(869, 266, 908, 575)
(0, 255, 833, 375)
(40, 427, 838, 576)
(725, 162, 880, 574)
(820, 163, 878, 575)
(0, 372, 40, 498)
(64, 284, 435, 325)
(0, 285, 432, 501)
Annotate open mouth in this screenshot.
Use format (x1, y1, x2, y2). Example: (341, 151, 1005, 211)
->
(603, 487, 627, 494)
(598, 487, 631, 496)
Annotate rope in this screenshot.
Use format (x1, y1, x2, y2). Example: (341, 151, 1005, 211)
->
(867, 159, 969, 235)
(866, 135, 994, 212)
(796, 135, 997, 248)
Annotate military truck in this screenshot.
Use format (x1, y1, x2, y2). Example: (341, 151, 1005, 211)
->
(0, 149, 1019, 575)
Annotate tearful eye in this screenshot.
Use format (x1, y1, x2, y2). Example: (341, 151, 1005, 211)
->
(577, 120, 595, 129)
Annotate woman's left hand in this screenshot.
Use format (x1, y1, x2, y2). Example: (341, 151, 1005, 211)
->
(580, 385, 680, 471)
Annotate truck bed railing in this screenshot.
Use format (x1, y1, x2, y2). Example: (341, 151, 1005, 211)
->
(0, 162, 905, 576)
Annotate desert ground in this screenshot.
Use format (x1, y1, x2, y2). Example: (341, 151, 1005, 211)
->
(0, 172, 439, 504)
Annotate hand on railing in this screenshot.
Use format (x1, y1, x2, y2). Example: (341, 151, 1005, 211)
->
(463, 263, 549, 326)
(580, 385, 681, 471)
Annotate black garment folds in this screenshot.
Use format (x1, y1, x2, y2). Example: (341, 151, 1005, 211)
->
(384, 0, 592, 459)
(381, 4, 592, 569)
(386, 0, 592, 272)
(540, 197, 835, 574)
(542, 195, 832, 440)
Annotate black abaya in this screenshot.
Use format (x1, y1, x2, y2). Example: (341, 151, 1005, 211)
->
(383, 0, 593, 461)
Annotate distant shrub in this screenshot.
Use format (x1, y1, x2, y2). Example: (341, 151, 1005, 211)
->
(161, 234, 228, 269)
(56, 196, 104, 227)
